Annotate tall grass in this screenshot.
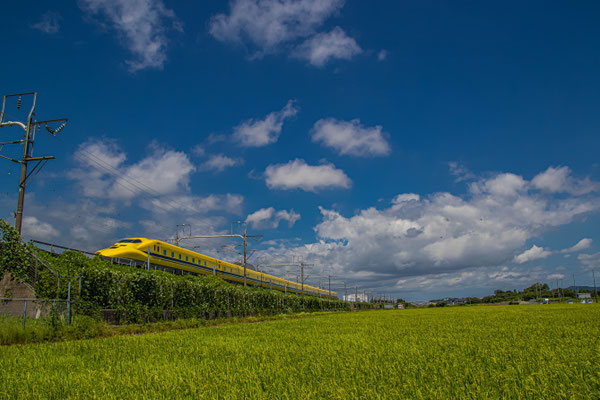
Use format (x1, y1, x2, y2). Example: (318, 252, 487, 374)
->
(1, 304, 598, 399)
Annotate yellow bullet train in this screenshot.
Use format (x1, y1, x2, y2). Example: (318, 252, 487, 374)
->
(96, 238, 337, 299)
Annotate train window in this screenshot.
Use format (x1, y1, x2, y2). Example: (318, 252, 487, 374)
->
(117, 239, 142, 243)
(192, 258, 195, 263)
(163, 250, 166, 256)
(178, 254, 181, 260)
(171, 252, 174, 257)
(186, 256, 188, 261)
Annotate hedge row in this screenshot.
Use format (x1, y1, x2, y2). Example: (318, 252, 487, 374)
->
(35, 250, 353, 323)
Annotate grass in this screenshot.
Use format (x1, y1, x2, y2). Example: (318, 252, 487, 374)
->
(1, 305, 599, 399)
(0, 311, 330, 345)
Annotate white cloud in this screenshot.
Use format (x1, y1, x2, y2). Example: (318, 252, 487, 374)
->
(246, 207, 301, 229)
(264, 159, 351, 191)
(79, 0, 181, 72)
(577, 252, 600, 271)
(270, 167, 600, 294)
(31, 11, 62, 34)
(21, 216, 59, 240)
(191, 145, 205, 157)
(392, 193, 420, 203)
(377, 49, 387, 61)
(200, 154, 242, 172)
(532, 166, 600, 195)
(293, 27, 361, 67)
(561, 238, 592, 253)
(20, 198, 131, 250)
(394, 266, 547, 292)
(514, 245, 551, 264)
(145, 194, 244, 215)
(233, 100, 298, 147)
(70, 139, 195, 201)
(547, 273, 565, 281)
(68, 140, 127, 198)
(449, 162, 476, 182)
(472, 173, 526, 197)
(209, 0, 344, 55)
(111, 148, 195, 200)
(311, 118, 390, 157)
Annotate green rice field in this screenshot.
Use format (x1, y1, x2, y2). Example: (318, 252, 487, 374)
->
(1, 305, 599, 399)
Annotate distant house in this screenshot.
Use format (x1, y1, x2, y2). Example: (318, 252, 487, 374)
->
(578, 293, 592, 299)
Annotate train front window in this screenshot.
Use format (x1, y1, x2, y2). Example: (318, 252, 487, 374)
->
(117, 239, 142, 244)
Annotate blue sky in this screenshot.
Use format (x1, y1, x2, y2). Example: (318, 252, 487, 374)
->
(1, 0, 600, 301)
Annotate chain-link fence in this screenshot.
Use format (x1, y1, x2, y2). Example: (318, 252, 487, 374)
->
(0, 297, 73, 328)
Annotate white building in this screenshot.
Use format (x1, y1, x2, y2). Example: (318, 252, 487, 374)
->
(343, 293, 369, 302)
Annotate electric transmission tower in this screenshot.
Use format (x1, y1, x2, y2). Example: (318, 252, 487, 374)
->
(0, 92, 68, 234)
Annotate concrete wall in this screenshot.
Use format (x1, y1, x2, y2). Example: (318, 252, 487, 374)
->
(0, 272, 48, 318)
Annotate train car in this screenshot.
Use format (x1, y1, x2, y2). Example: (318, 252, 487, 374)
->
(95, 238, 337, 299)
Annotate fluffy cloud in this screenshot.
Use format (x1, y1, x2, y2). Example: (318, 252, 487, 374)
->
(293, 27, 361, 67)
(514, 245, 551, 264)
(31, 11, 62, 34)
(532, 166, 599, 195)
(22, 216, 59, 240)
(200, 154, 242, 172)
(577, 252, 600, 271)
(191, 145, 205, 157)
(311, 118, 390, 157)
(471, 173, 526, 197)
(394, 266, 547, 292)
(561, 238, 592, 253)
(209, 0, 344, 54)
(233, 100, 298, 147)
(547, 273, 565, 281)
(264, 159, 351, 191)
(449, 162, 476, 182)
(112, 149, 195, 199)
(146, 194, 244, 215)
(79, 0, 181, 72)
(246, 207, 301, 229)
(70, 139, 195, 201)
(273, 167, 600, 294)
(16, 197, 131, 251)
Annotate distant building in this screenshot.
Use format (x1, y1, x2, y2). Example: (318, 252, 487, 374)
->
(344, 293, 369, 302)
(578, 293, 592, 299)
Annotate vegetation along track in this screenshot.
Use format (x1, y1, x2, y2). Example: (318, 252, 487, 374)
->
(1, 305, 599, 399)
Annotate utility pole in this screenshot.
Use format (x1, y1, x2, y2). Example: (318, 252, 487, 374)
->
(593, 269, 597, 301)
(560, 279, 563, 303)
(573, 274, 576, 293)
(173, 222, 262, 287)
(0, 92, 67, 235)
(175, 224, 191, 247)
(256, 261, 313, 294)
